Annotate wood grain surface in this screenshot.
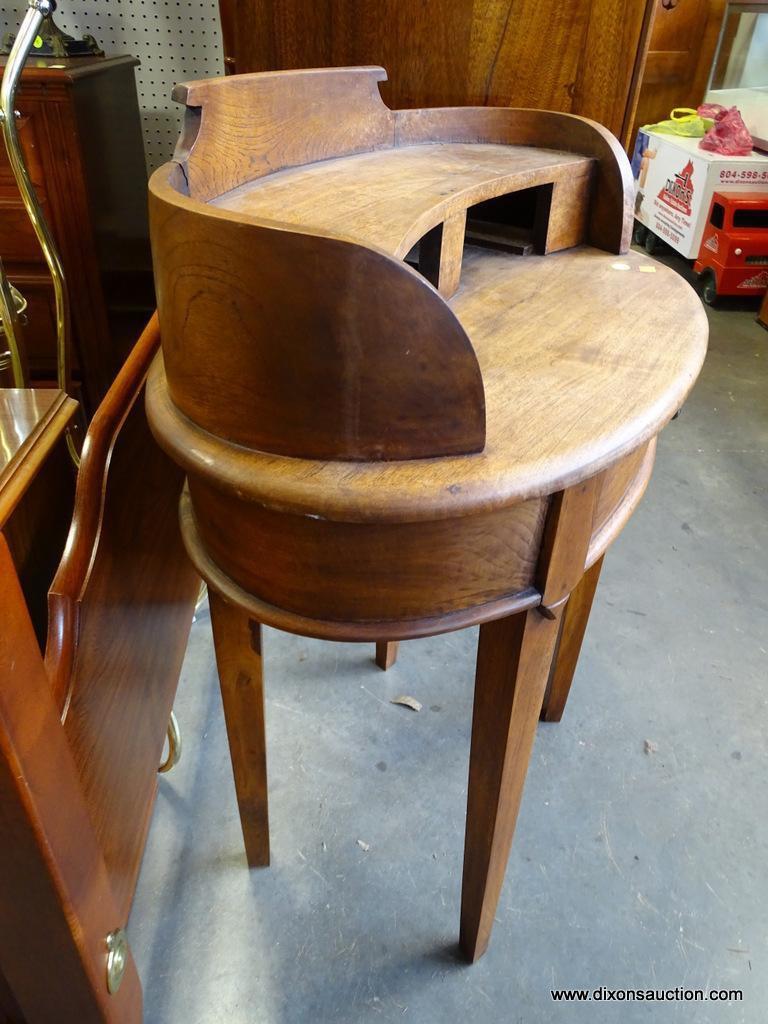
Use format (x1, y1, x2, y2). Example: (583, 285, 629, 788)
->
(150, 167, 486, 462)
(147, 246, 706, 524)
(0, 56, 149, 409)
(0, 538, 143, 1024)
(187, 476, 546, 622)
(44, 315, 199, 918)
(460, 604, 561, 961)
(146, 58, 709, 964)
(2, 432, 75, 649)
(209, 591, 271, 868)
(174, 66, 395, 203)
(540, 554, 605, 722)
(179, 490, 542, 642)
(0, 389, 77, 648)
(212, 142, 593, 258)
(759, 288, 768, 331)
(225, 0, 655, 143)
(393, 107, 634, 253)
(588, 438, 656, 568)
(0, 389, 77, 525)
(630, 0, 725, 148)
(375, 641, 399, 670)
(151, 69, 653, 467)
(171, 67, 634, 252)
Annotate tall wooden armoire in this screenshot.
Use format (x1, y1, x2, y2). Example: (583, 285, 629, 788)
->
(219, 0, 658, 147)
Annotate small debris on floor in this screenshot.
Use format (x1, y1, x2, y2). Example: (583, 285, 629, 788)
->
(390, 695, 422, 712)
(644, 739, 658, 755)
(356, 839, 371, 852)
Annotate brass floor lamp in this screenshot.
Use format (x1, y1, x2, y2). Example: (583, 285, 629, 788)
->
(0, 0, 77, 466)
(0, 278, 27, 386)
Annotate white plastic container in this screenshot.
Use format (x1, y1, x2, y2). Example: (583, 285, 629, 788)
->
(631, 129, 768, 258)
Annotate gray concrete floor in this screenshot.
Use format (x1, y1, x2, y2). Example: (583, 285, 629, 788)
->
(130, 258, 768, 1023)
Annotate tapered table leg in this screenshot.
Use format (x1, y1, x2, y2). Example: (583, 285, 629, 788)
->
(540, 555, 604, 723)
(375, 641, 399, 670)
(209, 590, 270, 867)
(460, 607, 560, 962)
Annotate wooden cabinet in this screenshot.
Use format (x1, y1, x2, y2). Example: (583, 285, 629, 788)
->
(630, 0, 727, 146)
(0, 55, 152, 410)
(220, 0, 657, 146)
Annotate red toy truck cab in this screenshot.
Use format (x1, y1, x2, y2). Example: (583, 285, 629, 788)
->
(694, 191, 768, 304)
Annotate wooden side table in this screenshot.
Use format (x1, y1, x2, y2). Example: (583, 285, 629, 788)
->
(146, 66, 708, 962)
(0, 387, 77, 644)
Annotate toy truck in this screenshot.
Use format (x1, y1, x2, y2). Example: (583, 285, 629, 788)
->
(631, 131, 768, 255)
(693, 191, 768, 304)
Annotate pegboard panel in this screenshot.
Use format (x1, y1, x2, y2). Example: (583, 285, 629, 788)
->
(0, 0, 225, 174)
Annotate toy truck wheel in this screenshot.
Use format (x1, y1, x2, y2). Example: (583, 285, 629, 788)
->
(644, 230, 660, 255)
(700, 269, 718, 306)
(633, 222, 648, 246)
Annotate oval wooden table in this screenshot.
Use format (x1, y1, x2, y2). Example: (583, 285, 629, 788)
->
(146, 67, 708, 962)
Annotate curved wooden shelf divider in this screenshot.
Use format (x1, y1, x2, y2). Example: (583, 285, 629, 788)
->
(149, 65, 635, 463)
(171, 66, 632, 253)
(151, 167, 486, 461)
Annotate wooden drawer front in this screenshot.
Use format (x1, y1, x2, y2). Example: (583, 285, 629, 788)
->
(0, 197, 51, 262)
(189, 478, 547, 624)
(593, 443, 650, 536)
(0, 110, 46, 190)
(587, 440, 656, 567)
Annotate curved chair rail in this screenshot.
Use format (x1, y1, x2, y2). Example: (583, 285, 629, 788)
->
(45, 313, 199, 917)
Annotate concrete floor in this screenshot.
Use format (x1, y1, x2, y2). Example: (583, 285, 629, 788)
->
(130, 257, 768, 1023)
